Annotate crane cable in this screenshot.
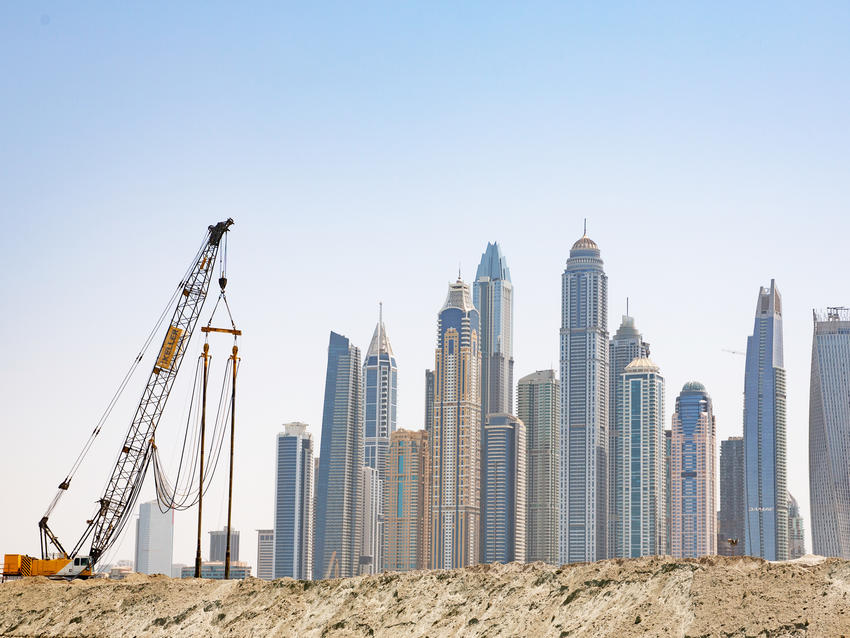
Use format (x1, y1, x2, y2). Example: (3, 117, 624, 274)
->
(43, 231, 212, 522)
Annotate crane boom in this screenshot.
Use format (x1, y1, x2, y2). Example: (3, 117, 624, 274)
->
(81, 218, 233, 566)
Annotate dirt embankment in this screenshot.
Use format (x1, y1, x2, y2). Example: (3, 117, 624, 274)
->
(1, 555, 849, 637)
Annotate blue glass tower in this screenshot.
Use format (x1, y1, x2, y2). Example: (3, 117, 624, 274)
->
(313, 331, 363, 579)
(482, 414, 526, 563)
(743, 280, 787, 560)
(474, 242, 514, 418)
(363, 305, 398, 482)
(274, 423, 313, 579)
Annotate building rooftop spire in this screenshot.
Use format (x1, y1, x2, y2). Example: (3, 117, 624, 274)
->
(366, 303, 394, 357)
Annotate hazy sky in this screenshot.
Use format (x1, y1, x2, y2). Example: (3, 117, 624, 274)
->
(2, 3, 849, 571)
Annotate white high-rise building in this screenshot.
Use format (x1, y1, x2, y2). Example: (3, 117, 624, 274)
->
(134, 500, 173, 575)
(256, 529, 274, 580)
(274, 422, 313, 579)
(560, 233, 609, 563)
(358, 466, 382, 574)
(610, 358, 665, 558)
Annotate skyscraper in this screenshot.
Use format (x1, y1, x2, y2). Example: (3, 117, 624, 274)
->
(474, 242, 514, 418)
(429, 278, 481, 569)
(273, 422, 313, 580)
(560, 233, 609, 563)
(671, 382, 716, 558)
(610, 358, 665, 558)
(482, 414, 526, 564)
(518, 369, 560, 565)
(363, 306, 398, 480)
(256, 529, 273, 580)
(809, 308, 850, 559)
(358, 466, 382, 575)
(664, 429, 672, 555)
(384, 429, 430, 572)
(743, 280, 787, 561)
(209, 527, 240, 562)
(134, 500, 173, 575)
(609, 314, 650, 551)
(717, 436, 745, 557)
(424, 370, 435, 432)
(363, 307, 397, 575)
(788, 492, 806, 559)
(314, 332, 363, 579)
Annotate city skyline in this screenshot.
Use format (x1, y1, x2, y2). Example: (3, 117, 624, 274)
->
(3, 3, 848, 572)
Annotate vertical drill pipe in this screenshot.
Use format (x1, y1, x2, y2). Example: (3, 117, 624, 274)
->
(224, 345, 238, 579)
(194, 344, 210, 578)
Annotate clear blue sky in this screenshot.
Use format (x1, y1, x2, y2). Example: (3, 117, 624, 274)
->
(2, 2, 848, 569)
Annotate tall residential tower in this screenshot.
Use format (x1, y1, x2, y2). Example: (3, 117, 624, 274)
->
(743, 280, 787, 561)
(274, 423, 313, 579)
(809, 307, 850, 558)
(518, 370, 560, 565)
(560, 233, 609, 563)
(610, 358, 665, 558)
(474, 242, 514, 417)
(670, 382, 716, 558)
(429, 278, 481, 569)
(314, 332, 363, 579)
(608, 314, 650, 551)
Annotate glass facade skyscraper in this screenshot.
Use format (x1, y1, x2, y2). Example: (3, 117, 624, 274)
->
(314, 332, 363, 579)
(560, 234, 609, 563)
(474, 242, 514, 418)
(429, 278, 481, 569)
(809, 307, 850, 558)
(482, 413, 526, 564)
(273, 423, 313, 579)
(518, 369, 560, 565)
(608, 314, 649, 552)
(743, 280, 787, 561)
(363, 307, 398, 480)
(610, 358, 665, 558)
(670, 382, 716, 558)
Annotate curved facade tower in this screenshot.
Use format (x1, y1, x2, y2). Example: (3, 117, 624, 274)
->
(429, 278, 481, 569)
(809, 307, 850, 558)
(743, 280, 787, 561)
(474, 242, 514, 418)
(671, 382, 716, 558)
(560, 234, 609, 563)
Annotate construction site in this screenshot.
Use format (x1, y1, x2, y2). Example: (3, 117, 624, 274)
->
(2, 554, 849, 637)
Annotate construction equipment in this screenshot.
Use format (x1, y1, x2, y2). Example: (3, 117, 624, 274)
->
(3, 219, 234, 580)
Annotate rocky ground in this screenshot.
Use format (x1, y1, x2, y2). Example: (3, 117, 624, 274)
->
(1, 555, 849, 637)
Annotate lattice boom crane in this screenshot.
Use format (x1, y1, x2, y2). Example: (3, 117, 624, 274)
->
(3, 218, 233, 579)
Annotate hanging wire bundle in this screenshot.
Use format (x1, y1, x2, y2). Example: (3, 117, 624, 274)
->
(150, 353, 238, 512)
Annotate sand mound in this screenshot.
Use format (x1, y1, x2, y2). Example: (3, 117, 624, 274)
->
(2, 555, 849, 637)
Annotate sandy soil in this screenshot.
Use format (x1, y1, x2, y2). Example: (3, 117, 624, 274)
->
(2, 555, 849, 637)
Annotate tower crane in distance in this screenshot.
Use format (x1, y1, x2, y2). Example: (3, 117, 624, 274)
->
(3, 219, 234, 580)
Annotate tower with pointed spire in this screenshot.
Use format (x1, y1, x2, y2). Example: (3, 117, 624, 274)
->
(363, 303, 398, 480)
(560, 229, 609, 564)
(473, 242, 514, 418)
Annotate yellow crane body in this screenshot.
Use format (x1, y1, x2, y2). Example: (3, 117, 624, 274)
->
(3, 554, 93, 579)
